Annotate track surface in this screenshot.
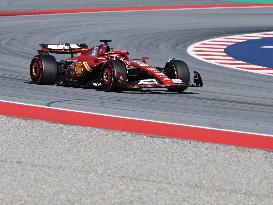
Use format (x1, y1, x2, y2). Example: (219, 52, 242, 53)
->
(1, 2, 273, 204)
(1, 7, 273, 134)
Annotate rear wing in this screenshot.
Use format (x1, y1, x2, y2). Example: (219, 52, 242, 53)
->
(38, 43, 89, 56)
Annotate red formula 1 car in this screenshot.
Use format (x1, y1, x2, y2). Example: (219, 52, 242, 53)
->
(30, 40, 203, 92)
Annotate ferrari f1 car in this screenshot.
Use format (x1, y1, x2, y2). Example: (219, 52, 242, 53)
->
(30, 40, 203, 92)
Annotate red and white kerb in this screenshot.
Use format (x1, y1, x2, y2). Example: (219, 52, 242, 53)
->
(187, 31, 273, 76)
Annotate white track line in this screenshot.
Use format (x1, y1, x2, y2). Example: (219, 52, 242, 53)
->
(1, 99, 273, 137)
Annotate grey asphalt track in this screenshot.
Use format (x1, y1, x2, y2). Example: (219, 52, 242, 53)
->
(0, 8, 273, 134)
(1, 2, 273, 204)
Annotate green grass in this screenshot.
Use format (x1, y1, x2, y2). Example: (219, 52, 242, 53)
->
(227, 0, 273, 3)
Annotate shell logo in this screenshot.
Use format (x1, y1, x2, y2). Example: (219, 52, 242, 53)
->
(83, 61, 92, 72)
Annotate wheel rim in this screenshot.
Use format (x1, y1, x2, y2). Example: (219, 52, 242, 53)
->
(102, 66, 114, 90)
(31, 59, 42, 82)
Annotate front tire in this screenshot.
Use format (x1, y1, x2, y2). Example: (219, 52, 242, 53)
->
(101, 60, 127, 92)
(164, 60, 190, 93)
(30, 55, 58, 85)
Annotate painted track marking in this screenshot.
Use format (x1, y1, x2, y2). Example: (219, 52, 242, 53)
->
(1, 100, 273, 150)
(1, 4, 273, 16)
(188, 31, 273, 76)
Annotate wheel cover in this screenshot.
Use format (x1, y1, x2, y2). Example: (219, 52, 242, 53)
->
(102, 66, 114, 89)
(32, 59, 42, 81)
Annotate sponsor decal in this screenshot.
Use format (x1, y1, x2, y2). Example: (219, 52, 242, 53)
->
(91, 46, 98, 56)
(172, 79, 183, 84)
(47, 44, 81, 50)
(145, 67, 170, 83)
(133, 60, 148, 67)
(138, 79, 158, 85)
(146, 67, 155, 71)
(139, 62, 148, 66)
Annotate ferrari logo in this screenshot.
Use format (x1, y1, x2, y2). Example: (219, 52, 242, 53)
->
(75, 63, 83, 76)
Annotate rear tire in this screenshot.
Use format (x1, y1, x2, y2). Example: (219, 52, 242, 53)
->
(30, 55, 58, 85)
(164, 60, 190, 93)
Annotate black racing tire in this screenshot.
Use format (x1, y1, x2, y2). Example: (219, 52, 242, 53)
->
(101, 60, 127, 92)
(164, 60, 190, 93)
(30, 55, 58, 85)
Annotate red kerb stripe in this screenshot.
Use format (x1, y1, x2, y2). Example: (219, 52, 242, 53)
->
(1, 101, 273, 150)
(1, 4, 273, 16)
